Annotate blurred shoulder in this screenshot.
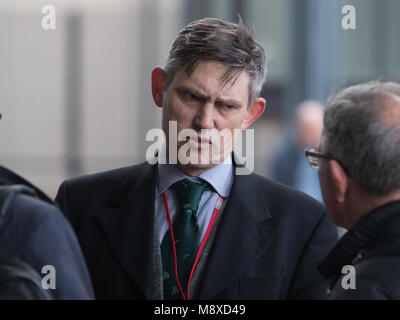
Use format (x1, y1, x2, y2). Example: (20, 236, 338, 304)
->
(3, 193, 66, 240)
(9, 193, 60, 220)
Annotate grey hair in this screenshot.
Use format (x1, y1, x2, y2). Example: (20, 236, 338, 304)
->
(163, 17, 267, 105)
(322, 81, 400, 195)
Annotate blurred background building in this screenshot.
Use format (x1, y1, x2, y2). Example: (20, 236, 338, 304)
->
(0, 0, 399, 200)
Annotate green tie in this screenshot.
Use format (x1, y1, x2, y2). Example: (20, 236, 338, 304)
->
(161, 178, 210, 299)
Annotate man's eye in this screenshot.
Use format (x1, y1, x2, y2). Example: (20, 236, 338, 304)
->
(221, 104, 235, 110)
(183, 92, 199, 100)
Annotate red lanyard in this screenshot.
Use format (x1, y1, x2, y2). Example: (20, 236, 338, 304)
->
(162, 191, 223, 300)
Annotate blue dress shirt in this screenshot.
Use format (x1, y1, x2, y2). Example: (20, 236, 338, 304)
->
(154, 155, 234, 245)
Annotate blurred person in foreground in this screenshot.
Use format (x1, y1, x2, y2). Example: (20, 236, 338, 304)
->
(0, 113, 94, 300)
(305, 81, 400, 299)
(56, 18, 337, 300)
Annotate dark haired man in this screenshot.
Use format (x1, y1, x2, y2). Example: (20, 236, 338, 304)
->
(56, 18, 337, 300)
(306, 81, 400, 299)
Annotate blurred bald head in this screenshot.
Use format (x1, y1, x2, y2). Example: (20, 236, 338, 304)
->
(294, 100, 324, 148)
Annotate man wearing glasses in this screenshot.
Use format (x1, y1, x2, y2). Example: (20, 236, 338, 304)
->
(305, 81, 400, 299)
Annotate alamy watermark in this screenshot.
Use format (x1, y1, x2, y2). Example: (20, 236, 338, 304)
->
(341, 265, 356, 290)
(145, 121, 254, 175)
(41, 265, 56, 290)
(41, 5, 56, 30)
(341, 5, 356, 30)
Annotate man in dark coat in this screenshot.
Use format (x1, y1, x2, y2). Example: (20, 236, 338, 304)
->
(56, 18, 338, 300)
(305, 81, 400, 299)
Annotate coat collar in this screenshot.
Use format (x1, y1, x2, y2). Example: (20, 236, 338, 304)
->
(319, 200, 400, 280)
(157, 155, 233, 198)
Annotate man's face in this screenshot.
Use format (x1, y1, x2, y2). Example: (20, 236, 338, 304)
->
(152, 60, 265, 176)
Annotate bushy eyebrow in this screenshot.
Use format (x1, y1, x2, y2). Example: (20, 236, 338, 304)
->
(176, 85, 208, 99)
(176, 85, 243, 108)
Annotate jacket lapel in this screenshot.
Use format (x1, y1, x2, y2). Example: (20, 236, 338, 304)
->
(197, 172, 279, 299)
(93, 158, 278, 299)
(96, 163, 156, 299)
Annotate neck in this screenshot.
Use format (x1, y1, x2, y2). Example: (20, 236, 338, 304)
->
(176, 163, 218, 177)
(345, 189, 400, 228)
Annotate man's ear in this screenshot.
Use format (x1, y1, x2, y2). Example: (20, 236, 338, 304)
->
(329, 160, 348, 203)
(241, 97, 266, 130)
(151, 67, 165, 108)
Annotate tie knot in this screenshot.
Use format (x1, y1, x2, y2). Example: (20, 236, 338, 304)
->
(172, 179, 210, 213)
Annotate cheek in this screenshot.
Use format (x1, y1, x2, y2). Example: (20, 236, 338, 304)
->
(318, 168, 338, 222)
(237, 110, 250, 130)
(163, 96, 189, 129)
(318, 169, 329, 200)
(162, 100, 198, 146)
(216, 110, 248, 131)
(212, 112, 247, 149)
(171, 96, 196, 123)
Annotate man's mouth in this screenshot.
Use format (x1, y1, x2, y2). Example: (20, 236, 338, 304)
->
(185, 136, 212, 148)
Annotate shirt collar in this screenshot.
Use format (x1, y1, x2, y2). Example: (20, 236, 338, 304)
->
(157, 154, 233, 198)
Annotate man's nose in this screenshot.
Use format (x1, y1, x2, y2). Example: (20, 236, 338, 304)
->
(194, 102, 215, 130)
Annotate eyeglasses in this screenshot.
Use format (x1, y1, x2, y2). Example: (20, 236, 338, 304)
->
(304, 147, 333, 169)
(304, 147, 351, 176)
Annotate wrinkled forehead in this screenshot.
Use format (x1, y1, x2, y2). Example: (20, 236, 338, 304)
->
(179, 60, 247, 86)
(185, 61, 245, 87)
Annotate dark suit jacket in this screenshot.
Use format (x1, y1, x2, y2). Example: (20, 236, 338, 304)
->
(0, 193, 94, 299)
(320, 200, 400, 300)
(55, 161, 338, 300)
